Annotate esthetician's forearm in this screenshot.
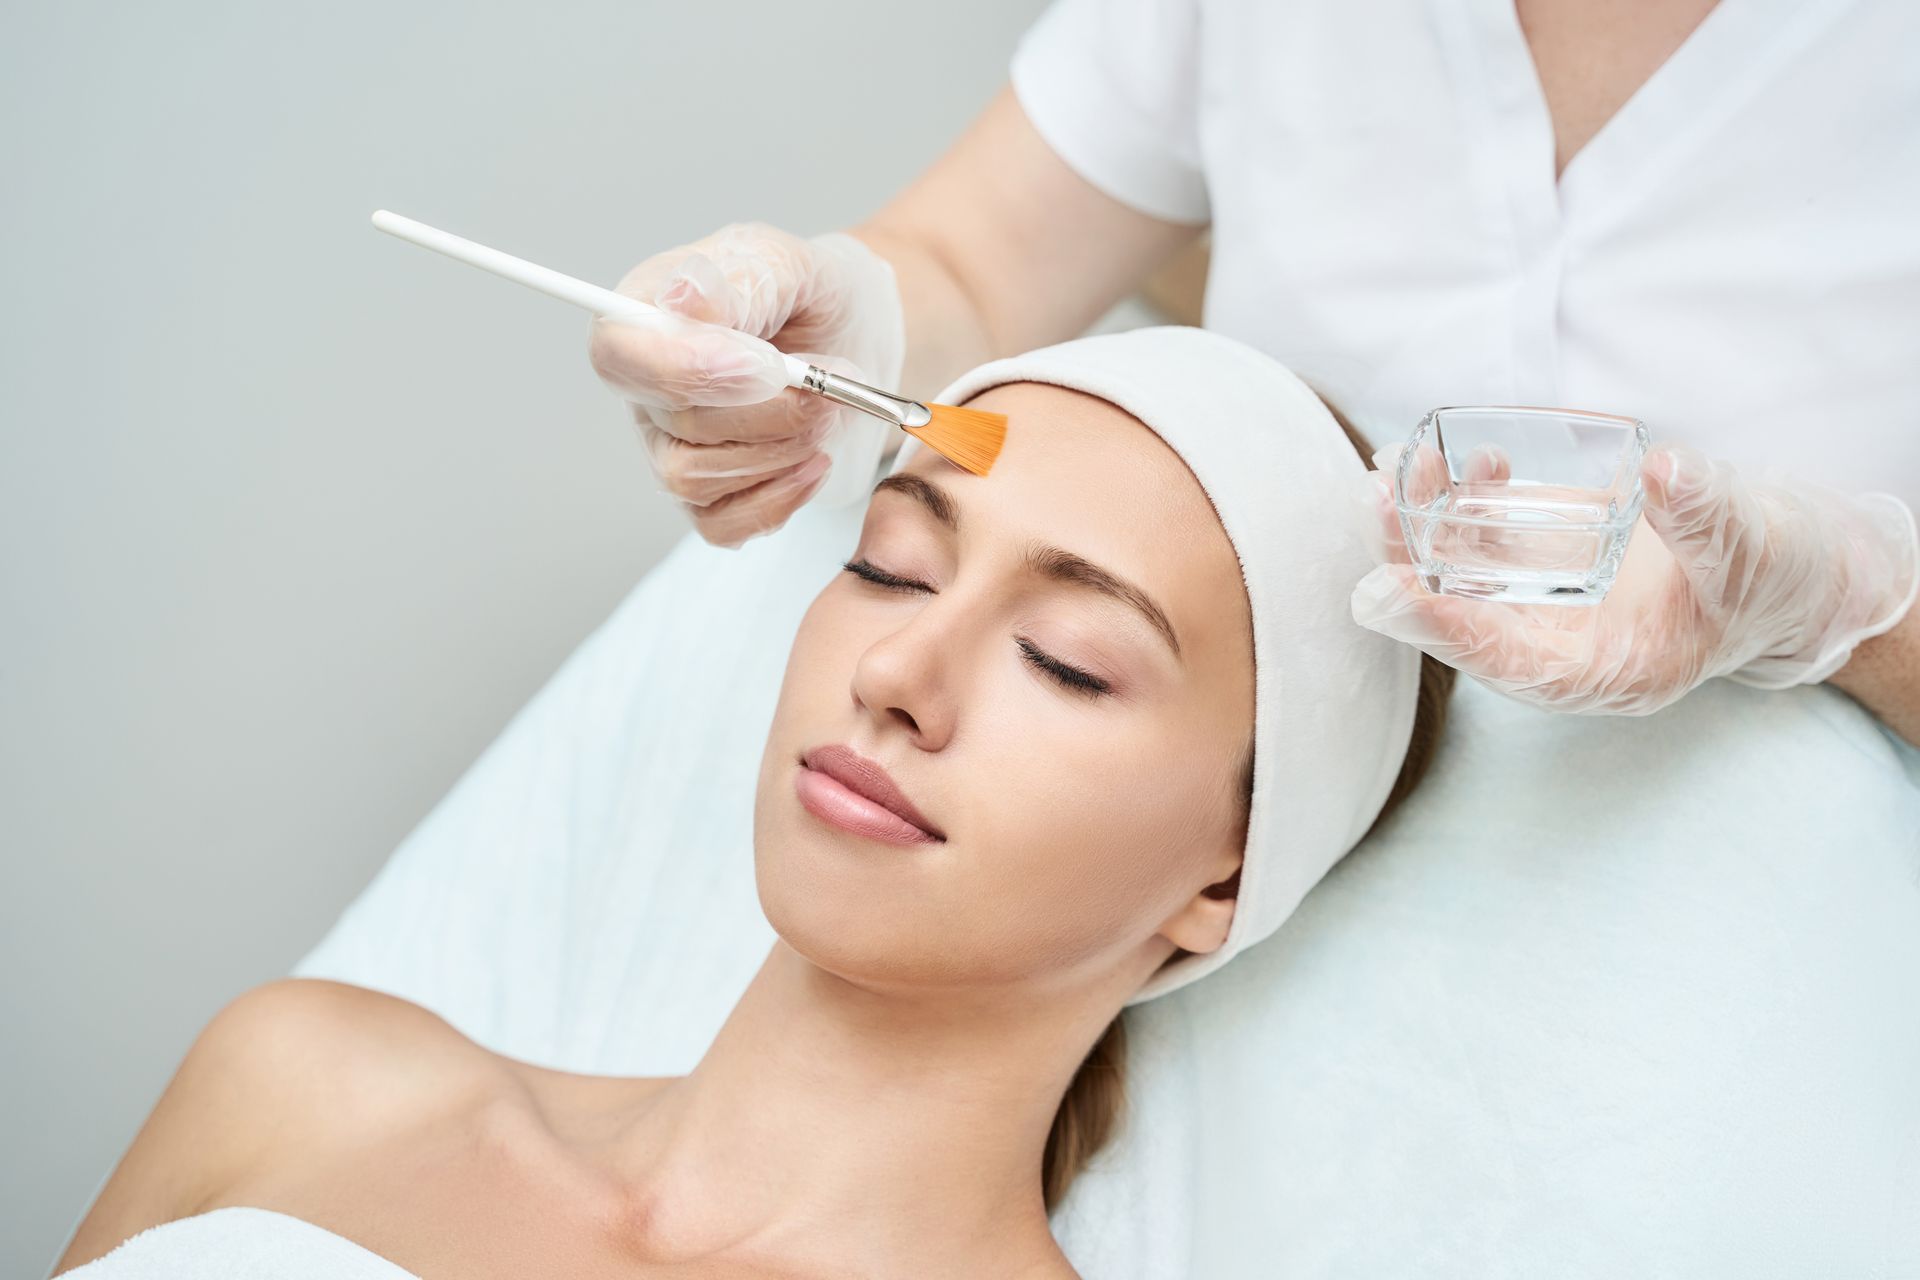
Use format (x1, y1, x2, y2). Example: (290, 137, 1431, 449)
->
(1827, 599, 1920, 747)
(850, 224, 1000, 406)
(849, 85, 1205, 406)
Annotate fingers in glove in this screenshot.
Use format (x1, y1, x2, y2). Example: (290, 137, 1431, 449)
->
(589, 308, 789, 411)
(1463, 443, 1512, 484)
(1640, 444, 1769, 617)
(653, 348, 866, 445)
(653, 388, 840, 449)
(1350, 562, 1599, 699)
(688, 453, 835, 549)
(619, 225, 802, 327)
(637, 413, 826, 505)
(1353, 467, 1410, 565)
(1371, 441, 1512, 565)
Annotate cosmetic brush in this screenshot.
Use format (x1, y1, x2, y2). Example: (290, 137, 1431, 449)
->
(370, 210, 1006, 480)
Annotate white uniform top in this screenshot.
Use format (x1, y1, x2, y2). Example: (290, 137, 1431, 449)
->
(1011, 0, 1920, 512)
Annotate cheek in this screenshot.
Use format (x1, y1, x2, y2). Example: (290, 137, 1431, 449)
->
(956, 694, 1234, 972)
(765, 593, 861, 733)
(756, 596, 858, 844)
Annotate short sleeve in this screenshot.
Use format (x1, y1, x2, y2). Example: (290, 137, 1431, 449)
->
(1009, 0, 1210, 225)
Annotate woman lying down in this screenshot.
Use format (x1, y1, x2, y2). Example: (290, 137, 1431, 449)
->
(57, 326, 1452, 1279)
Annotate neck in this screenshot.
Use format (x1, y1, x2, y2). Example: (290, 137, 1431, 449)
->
(593, 939, 1123, 1277)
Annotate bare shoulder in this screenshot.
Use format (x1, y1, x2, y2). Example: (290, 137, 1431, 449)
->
(160, 978, 498, 1154)
(53, 979, 497, 1274)
(199, 978, 497, 1109)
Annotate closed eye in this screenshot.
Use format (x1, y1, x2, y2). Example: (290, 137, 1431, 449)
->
(840, 557, 1113, 699)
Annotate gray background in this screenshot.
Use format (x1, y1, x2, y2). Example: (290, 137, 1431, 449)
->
(0, 1, 1042, 1271)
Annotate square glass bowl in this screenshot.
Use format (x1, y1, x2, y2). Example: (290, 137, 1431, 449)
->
(1394, 406, 1651, 606)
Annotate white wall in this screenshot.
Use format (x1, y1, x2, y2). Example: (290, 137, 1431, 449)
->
(0, 1, 1043, 1270)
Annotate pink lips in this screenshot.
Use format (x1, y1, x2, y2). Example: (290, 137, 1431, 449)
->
(796, 744, 945, 845)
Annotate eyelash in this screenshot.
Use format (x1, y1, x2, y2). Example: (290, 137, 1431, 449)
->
(840, 557, 1113, 699)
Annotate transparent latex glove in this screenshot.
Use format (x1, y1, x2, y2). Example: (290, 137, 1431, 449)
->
(1349, 442, 1920, 715)
(587, 222, 906, 548)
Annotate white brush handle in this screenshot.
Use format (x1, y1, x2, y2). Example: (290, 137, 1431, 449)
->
(370, 209, 891, 508)
(369, 210, 814, 389)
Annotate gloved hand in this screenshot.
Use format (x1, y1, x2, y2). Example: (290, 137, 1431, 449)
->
(1350, 442, 1920, 714)
(587, 221, 906, 548)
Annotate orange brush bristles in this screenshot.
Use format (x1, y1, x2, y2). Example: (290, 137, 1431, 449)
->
(903, 404, 1008, 476)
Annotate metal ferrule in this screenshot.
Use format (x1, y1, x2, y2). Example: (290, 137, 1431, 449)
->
(801, 365, 933, 430)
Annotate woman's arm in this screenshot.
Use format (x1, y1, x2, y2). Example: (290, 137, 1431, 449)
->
(851, 84, 1207, 407)
(1828, 599, 1920, 747)
(587, 83, 1207, 545)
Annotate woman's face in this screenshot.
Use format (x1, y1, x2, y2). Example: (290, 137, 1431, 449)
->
(754, 382, 1255, 1003)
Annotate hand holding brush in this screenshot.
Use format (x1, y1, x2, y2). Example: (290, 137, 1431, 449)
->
(371, 212, 1004, 547)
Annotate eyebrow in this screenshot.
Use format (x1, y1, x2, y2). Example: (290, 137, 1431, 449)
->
(872, 473, 1184, 660)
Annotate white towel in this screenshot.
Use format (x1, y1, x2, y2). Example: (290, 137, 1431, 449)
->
(58, 1209, 416, 1279)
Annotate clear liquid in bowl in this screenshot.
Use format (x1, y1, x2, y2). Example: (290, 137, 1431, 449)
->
(1401, 482, 1634, 605)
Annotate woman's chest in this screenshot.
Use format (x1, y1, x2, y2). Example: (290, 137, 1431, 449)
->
(205, 1118, 668, 1278)
(1513, 0, 1722, 177)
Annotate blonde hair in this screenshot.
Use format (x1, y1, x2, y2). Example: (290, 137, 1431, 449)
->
(1040, 398, 1457, 1213)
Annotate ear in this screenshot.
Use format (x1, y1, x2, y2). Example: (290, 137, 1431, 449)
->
(1156, 859, 1241, 956)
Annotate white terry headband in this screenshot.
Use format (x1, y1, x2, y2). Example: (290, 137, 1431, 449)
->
(887, 325, 1421, 1004)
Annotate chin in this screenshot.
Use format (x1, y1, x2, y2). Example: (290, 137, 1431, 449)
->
(748, 734, 1034, 993)
(751, 778, 949, 989)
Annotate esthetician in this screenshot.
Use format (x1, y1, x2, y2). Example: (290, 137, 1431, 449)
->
(586, 0, 1920, 743)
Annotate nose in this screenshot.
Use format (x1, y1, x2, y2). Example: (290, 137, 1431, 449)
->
(848, 606, 960, 752)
